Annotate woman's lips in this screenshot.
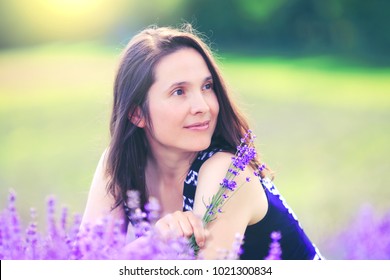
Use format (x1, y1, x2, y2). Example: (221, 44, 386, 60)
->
(184, 121, 210, 130)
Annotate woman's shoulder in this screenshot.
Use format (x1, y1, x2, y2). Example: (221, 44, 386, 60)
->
(188, 143, 233, 176)
(194, 150, 233, 191)
(203, 149, 233, 164)
(196, 148, 268, 223)
(198, 149, 235, 179)
(193, 148, 268, 230)
(196, 148, 264, 202)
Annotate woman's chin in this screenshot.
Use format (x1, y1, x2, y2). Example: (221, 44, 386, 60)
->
(188, 139, 212, 152)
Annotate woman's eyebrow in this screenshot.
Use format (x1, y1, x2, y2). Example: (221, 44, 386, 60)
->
(165, 81, 187, 92)
(166, 76, 213, 91)
(204, 76, 213, 82)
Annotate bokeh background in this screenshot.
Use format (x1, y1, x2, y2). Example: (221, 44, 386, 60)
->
(1, 0, 389, 259)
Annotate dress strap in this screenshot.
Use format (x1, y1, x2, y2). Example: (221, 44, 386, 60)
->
(182, 147, 222, 211)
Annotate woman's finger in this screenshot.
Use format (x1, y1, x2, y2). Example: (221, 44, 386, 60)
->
(155, 214, 176, 237)
(172, 211, 193, 237)
(155, 211, 207, 247)
(174, 211, 206, 247)
(185, 212, 206, 247)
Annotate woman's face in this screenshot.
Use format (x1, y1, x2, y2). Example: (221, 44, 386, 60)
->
(144, 47, 219, 154)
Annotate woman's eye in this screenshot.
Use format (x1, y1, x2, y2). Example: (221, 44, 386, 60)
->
(173, 88, 184, 96)
(203, 82, 213, 91)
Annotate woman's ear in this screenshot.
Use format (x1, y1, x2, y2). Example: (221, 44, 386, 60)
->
(129, 107, 146, 128)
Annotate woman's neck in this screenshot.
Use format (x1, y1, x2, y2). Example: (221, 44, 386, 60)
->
(146, 147, 196, 186)
(145, 148, 198, 214)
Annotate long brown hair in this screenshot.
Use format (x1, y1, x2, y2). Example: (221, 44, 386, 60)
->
(106, 24, 256, 211)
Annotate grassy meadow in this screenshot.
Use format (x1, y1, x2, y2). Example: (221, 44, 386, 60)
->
(1, 43, 389, 259)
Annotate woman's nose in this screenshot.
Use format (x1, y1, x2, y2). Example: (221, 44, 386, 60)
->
(189, 91, 210, 115)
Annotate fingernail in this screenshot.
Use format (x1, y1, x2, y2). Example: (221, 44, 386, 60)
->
(198, 242, 204, 247)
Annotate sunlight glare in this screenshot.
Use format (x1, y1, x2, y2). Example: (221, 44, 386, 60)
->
(11, 0, 128, 40)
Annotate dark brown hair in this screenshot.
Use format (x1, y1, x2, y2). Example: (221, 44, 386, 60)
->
(106, 24, 258, 211)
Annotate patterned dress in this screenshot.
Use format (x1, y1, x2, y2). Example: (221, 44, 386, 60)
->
(183, 146, 323, 260)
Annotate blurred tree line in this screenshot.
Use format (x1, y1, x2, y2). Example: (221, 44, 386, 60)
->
(0, 0, 388, 64)
(179, 0, 390, 64)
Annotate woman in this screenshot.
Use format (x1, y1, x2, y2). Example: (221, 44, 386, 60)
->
(81, 25, 323, 260)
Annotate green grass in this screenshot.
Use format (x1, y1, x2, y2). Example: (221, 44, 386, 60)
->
(0, 43, 116, 222)
(1, 43, 389, 258)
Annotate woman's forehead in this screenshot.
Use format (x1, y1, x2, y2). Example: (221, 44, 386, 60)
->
(153, 48, 211, 85)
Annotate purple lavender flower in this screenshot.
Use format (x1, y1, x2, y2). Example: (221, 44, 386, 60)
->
(145, 196, 161, 224)
(221, 178, 237, 191)
(25, 208, 39, 259)
(265, 231, 282, 260)
(126, 190, 140, 210)
(327, 204, 390, 260)
(5, 190, 24, 259)
(232, 145, 256, 171)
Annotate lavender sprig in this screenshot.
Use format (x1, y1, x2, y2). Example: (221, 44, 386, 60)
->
(190, 130, 258, 254)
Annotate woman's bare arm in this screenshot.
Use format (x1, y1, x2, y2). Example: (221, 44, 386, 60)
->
(192, 152, 268, 259)
(80, 149, 126, 232)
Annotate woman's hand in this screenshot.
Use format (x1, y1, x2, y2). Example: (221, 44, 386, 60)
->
(155, 211, 206, 248)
